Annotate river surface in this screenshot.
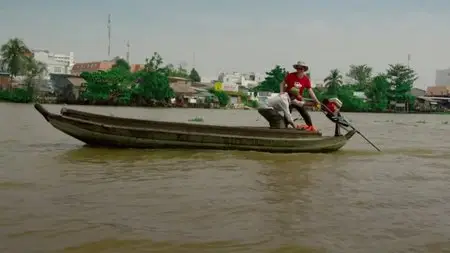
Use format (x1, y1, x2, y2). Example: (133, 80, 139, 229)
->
(1, 102, 450, 253)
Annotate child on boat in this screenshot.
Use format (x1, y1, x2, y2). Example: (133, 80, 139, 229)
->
(322, 97, 349, 135)
(322, 98, 342, 115)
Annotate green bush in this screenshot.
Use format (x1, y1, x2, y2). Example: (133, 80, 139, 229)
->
(0, 88, 32, 103)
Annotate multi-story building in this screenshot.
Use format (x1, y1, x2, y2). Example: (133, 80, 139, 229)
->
(218, 72, 265, 91)
(31, 49, 76, 93)
(425, 68, 450, 97)
(414, 70, 450, 111)
(71, 61, 115, 75)
(71, 58, 144, 76)
(32, 49, 75, 75)
(435, 68, 450, 86)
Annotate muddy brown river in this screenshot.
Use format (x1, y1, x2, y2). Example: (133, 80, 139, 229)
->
(1, 103, 450, 253)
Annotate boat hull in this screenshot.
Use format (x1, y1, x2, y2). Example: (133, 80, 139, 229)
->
(59, 107, 322, 138)
(35, 104, 356, 153)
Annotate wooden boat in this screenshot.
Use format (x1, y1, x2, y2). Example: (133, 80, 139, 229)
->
(34, 104, 356, 153)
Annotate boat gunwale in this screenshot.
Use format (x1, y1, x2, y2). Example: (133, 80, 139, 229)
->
(49, 118, 353, 152)
(59, 107, 323, 136)
(58, 114, 349, 143)
(34, 104, 356, 152)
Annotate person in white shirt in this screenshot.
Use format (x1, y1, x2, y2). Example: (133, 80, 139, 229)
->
(264, 87, 304, 129)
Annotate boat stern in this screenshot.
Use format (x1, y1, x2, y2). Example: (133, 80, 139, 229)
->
(344, 129, 357, 140)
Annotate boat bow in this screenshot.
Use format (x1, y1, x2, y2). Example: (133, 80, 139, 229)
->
(34, 104, 51, 121)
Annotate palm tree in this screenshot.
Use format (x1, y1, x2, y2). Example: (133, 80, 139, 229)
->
(0, 38, 31, 79)
(346, 64, 373, 90)
(112, 58, 131, 71)
(324, 69, 343, 95)
(24, 57, 47, 95)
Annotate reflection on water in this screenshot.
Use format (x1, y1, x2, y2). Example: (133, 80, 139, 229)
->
(62, 239, 326, 253)
(60, 147, 224, 162)
(1, 103, 450, 253)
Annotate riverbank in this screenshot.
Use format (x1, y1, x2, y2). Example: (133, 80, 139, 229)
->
(340, 110, 450, 115)
(3, 99, 449, 114)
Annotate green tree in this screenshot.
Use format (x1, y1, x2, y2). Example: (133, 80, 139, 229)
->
(346, 64, 373, 90)
(144, 52, 164, 71)
(189, 68, 201, 82)
(160, 63, 189, 78)
(365, 74, 390, 112)
(80, 66, 137, 105)
(0, 38, 49, 102)
(112, 58, 131, 72)
(385, 64, 418, 105)
(80, 51, 176, 105)
(254, 65, 287, 92)
(0, 38, 31, 79)
(208, 89, 230, 107)
(175, 64, 189, 78)
(23, 57, 47, 96)
(336, 86, 368, 112)
(134, 70, 174, 101)
(160, 63, 175, 76)
(324, 69, 343, 95)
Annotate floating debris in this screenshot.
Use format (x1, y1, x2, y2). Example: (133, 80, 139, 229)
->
(416, 120, 426, 124)
(443, 121, 448, 125)
(188, 116, 204, 122)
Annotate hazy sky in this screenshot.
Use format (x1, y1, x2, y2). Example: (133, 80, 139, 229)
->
(1, 0, 450, 88)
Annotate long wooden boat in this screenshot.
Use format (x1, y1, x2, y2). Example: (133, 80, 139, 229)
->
(34, 104, 356, 153)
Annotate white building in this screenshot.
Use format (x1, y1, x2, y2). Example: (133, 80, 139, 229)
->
(248, 91, 278, 105)
(435, 68, 450, 85)
(312, 79, 324, 88)
(31, 49, 75, 93)
(32, 49, 75, 76)
(218, 72, 265, 91)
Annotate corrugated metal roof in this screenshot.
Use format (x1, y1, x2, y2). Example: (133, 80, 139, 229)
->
(169, 83, 196, 94)
(67, 77, 86, 87)
(196, 91, 215, 97)
(426, 86, 450, 96)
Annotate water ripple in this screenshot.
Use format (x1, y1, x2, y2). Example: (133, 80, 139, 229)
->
(1, 105, 450, 253)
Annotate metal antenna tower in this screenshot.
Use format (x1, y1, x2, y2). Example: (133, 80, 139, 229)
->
(107, 14, 111, 57)
(126, 40, 130, 63)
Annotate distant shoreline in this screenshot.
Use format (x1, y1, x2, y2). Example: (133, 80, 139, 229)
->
(339, 110, 450, 115)
(2, 100, 449, 114)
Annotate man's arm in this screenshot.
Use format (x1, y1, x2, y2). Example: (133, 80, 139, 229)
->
(308, 87, 320, 104)
(280, 95, 296, 127)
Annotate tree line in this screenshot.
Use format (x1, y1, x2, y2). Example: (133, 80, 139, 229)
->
(0, 38, 48, 102)
(0, 38, 204, 105)
(78, 53, 202, 106)
(254, 64, 419, 112)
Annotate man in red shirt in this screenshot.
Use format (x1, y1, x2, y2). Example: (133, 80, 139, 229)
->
(279, 61, 321, 132)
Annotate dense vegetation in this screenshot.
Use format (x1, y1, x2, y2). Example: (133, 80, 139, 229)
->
(0, 38, 47, 103)
(253, 63, 418, 112)
(0, 38, 255, 108)
(0, 38, 419, 111)
(79, 54, 177, 106)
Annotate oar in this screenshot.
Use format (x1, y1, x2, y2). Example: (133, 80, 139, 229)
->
(306, 99, 381, 152)
(334, 114, 381, 152)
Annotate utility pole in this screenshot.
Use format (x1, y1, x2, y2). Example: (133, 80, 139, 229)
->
(107, 14, 111, 57)
(126, 40, 130, 63)
(407, 53, 411, 112)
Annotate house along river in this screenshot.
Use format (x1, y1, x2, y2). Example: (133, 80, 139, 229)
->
(1, 102, 450, 253)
